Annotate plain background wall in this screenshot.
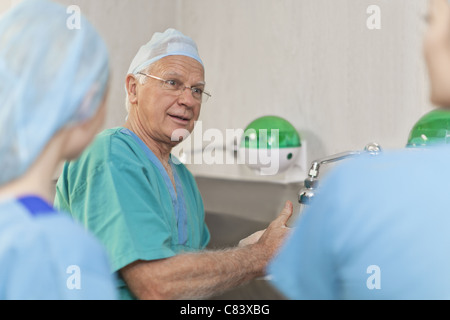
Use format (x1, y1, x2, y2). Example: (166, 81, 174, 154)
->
(1, 0, 434, 181)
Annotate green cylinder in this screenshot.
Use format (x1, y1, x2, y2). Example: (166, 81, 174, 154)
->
(407, 109, 450, 148)
(241, 115, 301, 149)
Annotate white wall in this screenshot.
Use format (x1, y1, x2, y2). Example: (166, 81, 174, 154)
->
(178, 0, 432, 153)
(2, 0, 434, 181)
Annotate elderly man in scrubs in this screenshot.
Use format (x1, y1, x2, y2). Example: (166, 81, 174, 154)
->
(0, 0, 116, 299)
(55, 28, 293, 300)
(269, 0, 450, 300)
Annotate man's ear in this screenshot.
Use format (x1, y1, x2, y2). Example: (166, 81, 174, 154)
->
(126, 74, 138, 105)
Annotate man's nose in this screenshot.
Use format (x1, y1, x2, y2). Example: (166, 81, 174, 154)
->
(177, 87, 197, 107)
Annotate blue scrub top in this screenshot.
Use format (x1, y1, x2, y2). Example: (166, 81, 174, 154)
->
(269, 146, 450, 300)
(0, 195, 117, 300)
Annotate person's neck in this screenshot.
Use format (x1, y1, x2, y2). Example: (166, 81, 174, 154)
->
(124, 117, 172, 165)
(0, 135, 63, 204)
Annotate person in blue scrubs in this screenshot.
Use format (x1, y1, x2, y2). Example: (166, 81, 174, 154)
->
(55, 28, 293, 300)
(0, 0, 116, 299)
(268, 0, 450, 300)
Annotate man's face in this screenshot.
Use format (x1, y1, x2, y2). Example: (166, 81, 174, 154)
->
(424, 0, 450, 106)
(135, 55, 205, 146)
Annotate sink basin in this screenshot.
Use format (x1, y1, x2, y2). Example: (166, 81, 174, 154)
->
(195, 176, 302, 225)
(195, 176, 302, 299)
(204, 211, 286, 299)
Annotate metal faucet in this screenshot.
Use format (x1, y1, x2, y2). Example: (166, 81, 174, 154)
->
(298, 142, 382, 205)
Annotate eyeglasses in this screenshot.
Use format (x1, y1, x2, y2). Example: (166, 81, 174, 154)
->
(137, 72, 211, 103)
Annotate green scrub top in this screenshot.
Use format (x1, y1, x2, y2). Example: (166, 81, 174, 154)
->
(54, 127, 210, 299)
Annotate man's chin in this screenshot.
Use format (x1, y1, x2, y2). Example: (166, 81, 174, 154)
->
(170, 127, 192, 144)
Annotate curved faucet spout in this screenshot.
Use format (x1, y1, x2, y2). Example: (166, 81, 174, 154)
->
(298, 142, 381, 205)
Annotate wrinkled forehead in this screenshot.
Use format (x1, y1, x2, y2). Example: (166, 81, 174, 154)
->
(149, 55, 205, 83)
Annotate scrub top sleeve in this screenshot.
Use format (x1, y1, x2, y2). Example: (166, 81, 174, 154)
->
(70, 158, 177, 273)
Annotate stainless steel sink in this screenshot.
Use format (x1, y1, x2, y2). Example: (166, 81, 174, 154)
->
(196, 176, 303, 226)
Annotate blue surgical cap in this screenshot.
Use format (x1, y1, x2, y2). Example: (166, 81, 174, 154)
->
(127, 28, 203, 75)
(0, 0, 109, 184)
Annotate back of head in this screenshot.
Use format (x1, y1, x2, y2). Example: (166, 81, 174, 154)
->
(0, 0, 109, 184)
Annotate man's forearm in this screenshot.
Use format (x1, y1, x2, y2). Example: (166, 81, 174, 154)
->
(121, 244, 269, 300)
(121, 201, 293, 300)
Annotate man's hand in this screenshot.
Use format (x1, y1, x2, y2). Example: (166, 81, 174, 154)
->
(238, 201, 293, 256)
(239, 230, 265, 247)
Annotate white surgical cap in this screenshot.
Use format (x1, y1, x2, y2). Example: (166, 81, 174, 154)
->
(127, 28, 203, 75)
(0, 0, 109, 185)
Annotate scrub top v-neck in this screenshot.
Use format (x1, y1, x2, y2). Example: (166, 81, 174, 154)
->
(120, 128, 189, 245)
